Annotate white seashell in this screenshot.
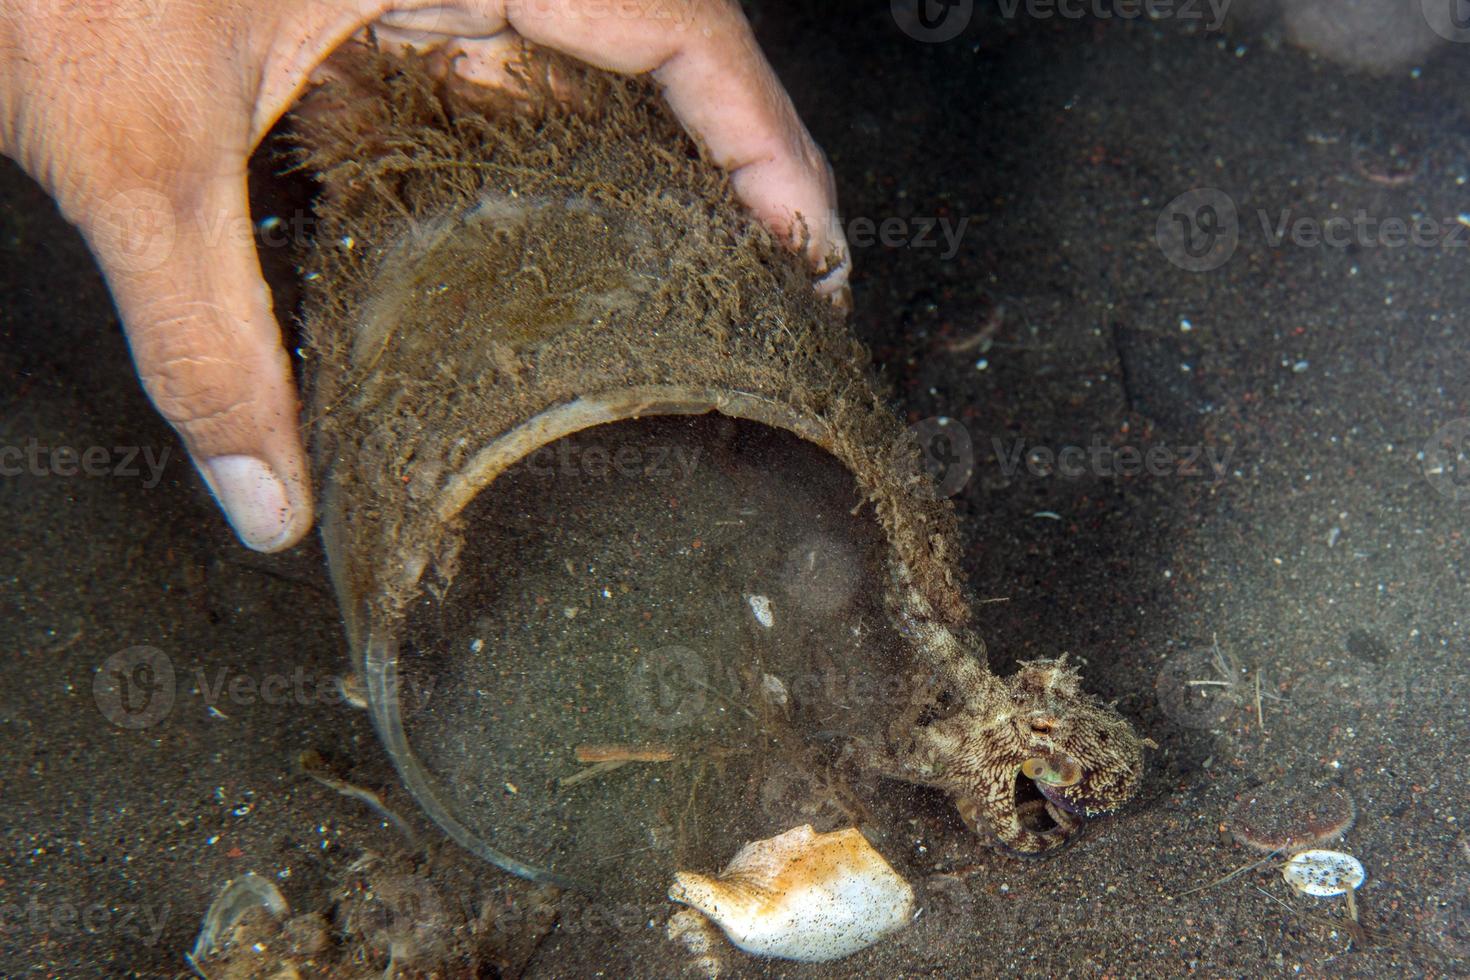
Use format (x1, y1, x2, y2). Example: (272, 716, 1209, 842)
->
(1282, 849, 1366, 897)
(668, 824, 914, 963)
(747, 594, 774, 629)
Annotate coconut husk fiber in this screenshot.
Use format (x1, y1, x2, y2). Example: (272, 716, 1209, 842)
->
(289, 42, 970, 882)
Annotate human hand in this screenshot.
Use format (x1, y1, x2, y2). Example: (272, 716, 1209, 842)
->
(0, 0, 849, 552)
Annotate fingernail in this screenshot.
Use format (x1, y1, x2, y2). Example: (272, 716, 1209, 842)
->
(199, 455, 295, 552)
(814, 255, 852, 303)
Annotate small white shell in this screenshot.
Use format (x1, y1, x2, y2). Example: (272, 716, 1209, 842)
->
(669, 824, 914, 963)
(1282, 849, 1366, 897)
(746, 594, 774, 629)
(760, 673, 789, 708)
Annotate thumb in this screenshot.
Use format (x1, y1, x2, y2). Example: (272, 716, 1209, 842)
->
(83, 171, 313, 552)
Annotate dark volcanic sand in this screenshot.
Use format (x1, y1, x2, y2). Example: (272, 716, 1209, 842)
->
(3, 3, 1470, 976)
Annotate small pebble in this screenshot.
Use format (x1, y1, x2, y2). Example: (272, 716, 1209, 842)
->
(760, 673, 789, 708)
(747, 594, 774, 629)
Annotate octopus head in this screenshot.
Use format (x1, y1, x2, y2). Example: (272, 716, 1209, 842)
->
(961, 657, 1149, 854)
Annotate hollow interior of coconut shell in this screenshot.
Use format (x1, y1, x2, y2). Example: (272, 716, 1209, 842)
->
(292, 44, 970, 647)
(398, 412, 934, 900)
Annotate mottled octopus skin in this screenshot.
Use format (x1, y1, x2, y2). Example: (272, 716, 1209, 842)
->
(858, 563, 1149, 853)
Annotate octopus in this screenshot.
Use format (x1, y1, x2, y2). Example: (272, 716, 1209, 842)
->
(852, 563, 1153, 854)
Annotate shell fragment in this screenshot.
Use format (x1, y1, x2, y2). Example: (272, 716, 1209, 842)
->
(1281, 849, 1366, 897)
(669, 825, 914, 962)
(747, 594, 774, 629)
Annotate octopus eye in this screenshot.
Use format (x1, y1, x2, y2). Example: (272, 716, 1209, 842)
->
(1021, 755, 1083, 787)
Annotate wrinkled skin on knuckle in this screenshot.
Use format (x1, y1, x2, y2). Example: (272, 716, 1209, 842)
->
(127, 305, 262, 436)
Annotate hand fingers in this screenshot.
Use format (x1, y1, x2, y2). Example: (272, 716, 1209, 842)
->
(84, 167, 313, 552)
(264, 1, 850, 293)
(494, 0, 851, 291)
(62, 0, 844, 551)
